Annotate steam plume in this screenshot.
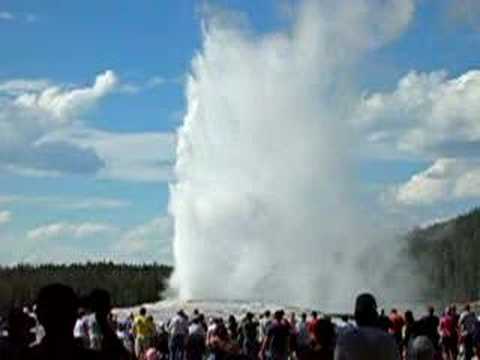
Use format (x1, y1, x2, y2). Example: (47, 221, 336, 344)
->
(169, 0, 415, 310)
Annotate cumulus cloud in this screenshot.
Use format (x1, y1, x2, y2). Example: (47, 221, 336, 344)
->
(356, 69, 480, 205)
(356, 69, 480, 158)
(0, 70, 117, 176)
(0, 79, 50, 95)
(0, 70, 175, 181)
(0, 211, 12, 225)
(14, 70, 117, 121)
(394, 158, 480, 205)
(27, 222, 117, 241)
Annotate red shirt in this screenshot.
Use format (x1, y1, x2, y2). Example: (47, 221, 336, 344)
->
(389, 313, 404, 334)
(440, 314, 455, 338)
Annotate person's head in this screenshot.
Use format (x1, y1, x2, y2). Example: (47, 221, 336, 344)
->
(145, 348, 161, 360)
(410, 336, 434, 360)
(36, 283, 78, 339)
(228, 315, 236, 324)
(147, 315, 154, 323)
(427, 305, 434, 316)
(301, 312, 307, 321)
(246, 312, 254, 321)
(405, 310, 414, 324)
(140, 307, 147, 317)
(354, 293, 378, 327)
(465, 304, 471, 313)
(178, 309, 186, 318)
(215, 322, 229, 340)
(274, 310, 284, 321)
(341, 314, 349, 323)
(264, 310, 271, 318)
(89, 288, 111, 319)
(311, 311, 318, 320)
(312, 318, 335, 348)
(390, 308, 397, 314)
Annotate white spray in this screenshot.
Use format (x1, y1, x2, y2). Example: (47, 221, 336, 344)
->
(169, 0, 415, 311)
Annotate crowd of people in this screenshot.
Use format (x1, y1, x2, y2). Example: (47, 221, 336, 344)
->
(1, 284, 480, 360)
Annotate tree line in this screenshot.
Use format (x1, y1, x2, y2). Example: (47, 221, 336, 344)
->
(405, 207, 480, 304)
(0, 262, 172, 316)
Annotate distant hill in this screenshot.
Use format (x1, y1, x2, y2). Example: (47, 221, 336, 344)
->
(0, 262, 172, 317)
(406, 208, 480, 303)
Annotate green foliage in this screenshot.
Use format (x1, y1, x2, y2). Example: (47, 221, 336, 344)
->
(0, 262, 172, 316)
(406, 207, 480, 303)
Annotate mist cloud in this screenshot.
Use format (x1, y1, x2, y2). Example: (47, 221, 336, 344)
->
(170, 0, 415, 310)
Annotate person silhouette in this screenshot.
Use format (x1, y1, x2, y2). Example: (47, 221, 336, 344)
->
(0, 307, 35, 360)
(88, 288, 131, 360)
(334, 293, 400, 360)
(24, 283, 101, 360)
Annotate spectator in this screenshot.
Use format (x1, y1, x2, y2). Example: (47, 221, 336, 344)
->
(23, 284, 101, 360)
(334, 293, 400, 360)
(460, 304, 477, 360)
(169, 310, 189, 360)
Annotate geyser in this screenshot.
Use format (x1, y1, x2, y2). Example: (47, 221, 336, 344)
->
(169, 0, 415, 310)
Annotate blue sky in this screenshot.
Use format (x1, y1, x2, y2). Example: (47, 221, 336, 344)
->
(0, 0, 480, 265)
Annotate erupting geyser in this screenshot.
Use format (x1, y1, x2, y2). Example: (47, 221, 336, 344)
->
(169, 0, 415, 311)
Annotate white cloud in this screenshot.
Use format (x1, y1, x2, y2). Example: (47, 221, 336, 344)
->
(14, 70, 118, 121)
(355, 69, 480, 205)
(41, 127, 176, 182)
(27, 222, 117, 241)
(0, 70, 175, 181)
(114, 216, 173, 263)
(12, 216, 172, 264)
(0, 210, 12, 225)
(0, 11, 14, 21)
(0, 79, 50, 95)
(394, 158, 480, 205)
(0, 70, 117, 176)
(0, 194, 129, 209)
(356, 69, 480, 159)
(116, 75, 170, 95)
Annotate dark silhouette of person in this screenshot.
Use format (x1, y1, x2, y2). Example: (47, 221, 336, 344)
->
(88, 288, 131, 360)
(24, 283, 102, 360)
(306, 317, 336, 360)
(0, 307, 35, 359)
(334, 293, 399, 360)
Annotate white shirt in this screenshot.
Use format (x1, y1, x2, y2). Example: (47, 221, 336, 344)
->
(169, 315, 189, 336)
(189, 323, 206, 337)
(74, 316, 89, 339)
(460, 311, 477, 334)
